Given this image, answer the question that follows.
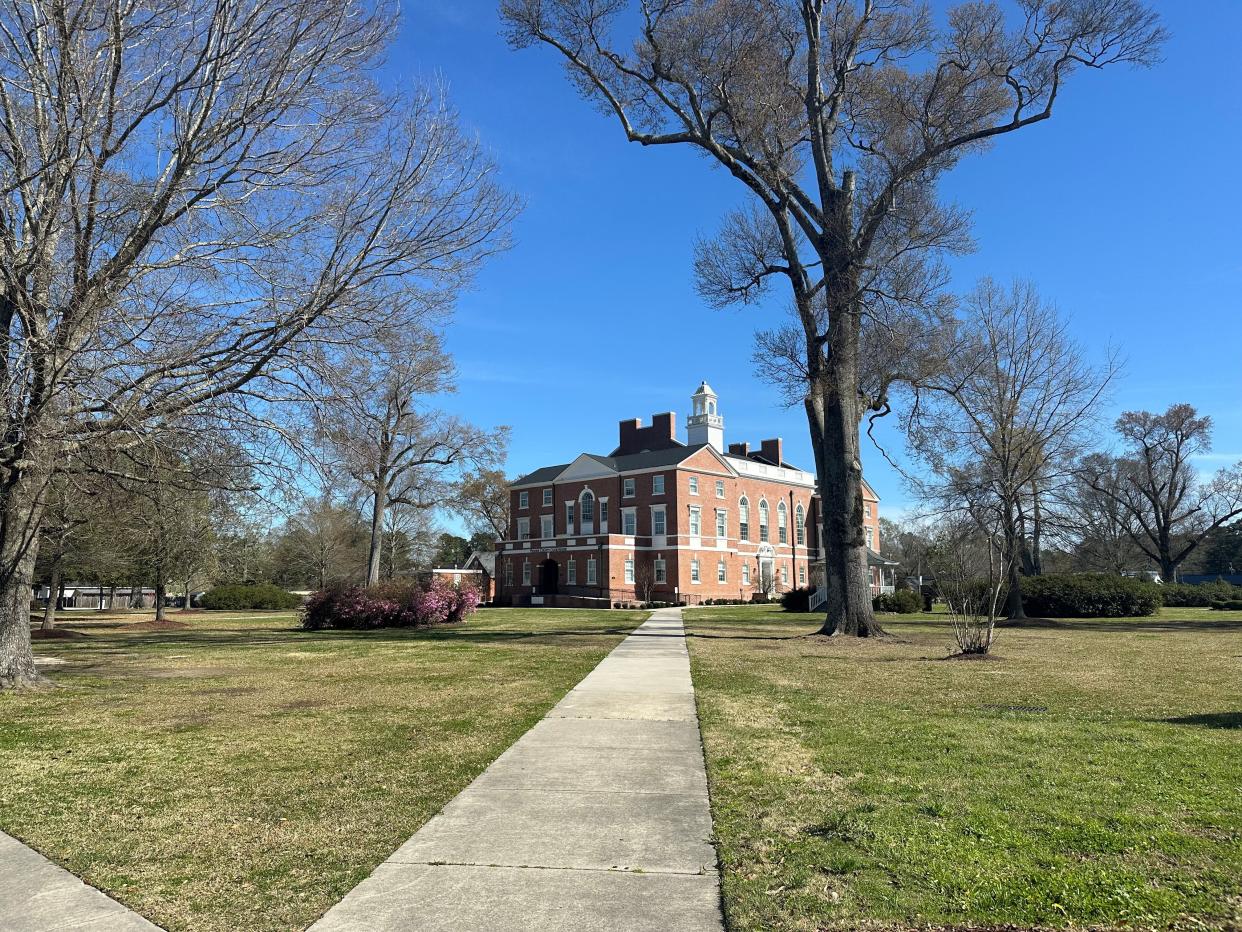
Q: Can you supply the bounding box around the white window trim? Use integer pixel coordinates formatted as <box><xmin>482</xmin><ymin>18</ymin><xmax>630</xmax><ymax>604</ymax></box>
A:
<box><xmin>717</xmin><ymin>559</ymin><xmax>727</xmax><ymax>583</ymax></box>
<box><xmin>654</xmin><ymin>557</ymin><xmax>666</xmax><ymax>583</ymax></box>
<box><xmin>565</xmin><ymin>501</ymin><xmax>575</xmax><ymax>536</ymax></box>
<box><xmin>623</xmin><ymin>478</ymin><xmax>636</xmax><ymax>498</ymax></box>
<box><xmin>652</xmin><ymin>474</ymin><xmax>665</xmax><ymax>496</ymax></box>
<box><xmin>598</xmin><ymin>497</ymin><xmax>609</xmax><ymax>534</ymax></box>
<box><xmin>543</xmin><ymin>488</ymin><xmax>553</xmax><ymax>507</ymax></box>
<box><xmin>540</xmin><ymin>515</ymin><xmax>554</xmax><ymax>539</ymax></box>
<box><xmin>715</xmin><ymin>480</ymin><xmax>725</xmax><ymax>498</ymax></box>
<box><xmin>567</xmin><ymin>559</ymin><xmax>577</xmax><ymax>585</ymax></box>
<box><xmin>690</xmin><ymin>559</ymin><xmax>700</xmax><ymax>583</ymax></box>
<box><xmin>518</xmin><ymin>491</ymin><xmax>529</xmax><ymax>510</ymax></box>
<box><xmin>715</xmin><ymin>508</ymin><xmax>727</xmax><ymax>539</ymax></box>
<box><xmin>688</xmin><ymin>505</ymin><xmax>701</xmax><ymax>538</ymax></box>
<box><xmin>688</xmin><ymin>476</ymin><xmax>699</xmax><ymax>495</ymax></box>
<box><xmin>522</xmin><ymin>561</ymin><xmax>531</xmax><ymax>585</ymax></box>
<box><xmin>517</xmin><ymin>517</ymin><xmax>530</xmax><ymax>540</ymax></box>
<box><xmin>587</xmin><ymin>557</ymin><xmax>598</xmax><ymax>585</ymax></box>
<box><xmin>621</xmin><ymin>507</ymin><xmax>637</xmax><ymax>537</ymax></box>
<box><xmin>651</xmin><ymin>504</ymin><xmax>667</xmax><ymax>537</ymax></box>
<box><xmin>624</xmin><ymin>558</ymin><xmax>635</xmax><ymax>584</ymax></box>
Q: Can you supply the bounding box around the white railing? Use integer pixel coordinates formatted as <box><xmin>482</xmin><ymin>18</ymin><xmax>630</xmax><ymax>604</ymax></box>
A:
<box><xmin>809</xmin><ymin>587</ymin><xmax>827</xmax><ymax>612</ymax></box>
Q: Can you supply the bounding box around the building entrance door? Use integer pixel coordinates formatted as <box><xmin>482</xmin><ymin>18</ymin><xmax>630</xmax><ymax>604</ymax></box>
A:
<box><xmin>539</xmin><ymin>559</ymin><xmax>559</xmax><ymax>595</ymax></box>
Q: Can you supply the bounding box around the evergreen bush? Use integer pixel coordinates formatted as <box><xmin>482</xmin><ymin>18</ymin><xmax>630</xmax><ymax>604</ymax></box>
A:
<box><xmin>1019</xmin><ymin>574</ymin><xmax>1160</xmax><ymax>618</ymax></box>
<box><xmin>201</xmin><ymin>583</ymin><xmax>302</xmax><ymax>611</ymax></box>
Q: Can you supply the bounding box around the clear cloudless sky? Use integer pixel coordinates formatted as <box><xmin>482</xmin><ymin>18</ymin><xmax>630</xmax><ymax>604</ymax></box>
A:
<box><xmin>383</xmin><ymin>1</ymin><xmax>1241</xmax><ymax>521</ymax></box>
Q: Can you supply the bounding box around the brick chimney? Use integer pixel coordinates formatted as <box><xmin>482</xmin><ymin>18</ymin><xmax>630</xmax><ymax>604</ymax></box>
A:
<box><xmin>760</xmin><ymin>438</ymin><xmax>784</xmax><ymax>466</ymax></box>
<box><xmin>616</xmin><ymin>412</ymin><xmax>678</xmax><ymax>455</ymax></box>
<box><xmin>727</xmin><ymin>441</ymin><xmax>750</xmax><ymax>457</ymax></box>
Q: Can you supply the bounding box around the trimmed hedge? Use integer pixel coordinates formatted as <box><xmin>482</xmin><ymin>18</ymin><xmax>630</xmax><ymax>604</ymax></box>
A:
<box><xmin>302</xmin><ymin>578</ymin><xmax>480</xmax><ymax>630</ymax></box>
<box><xmin>873</xmin><ymin>589</ymin><xmax>922</xmax><ymax>614</ymax></box>
<box><xmin>201</xmin><ymin>583</ymin><xmax>302</xmax><ymax>611</ymax></box>
<box><xmin>780</xmin><ymin>587</ymin><xmax>814</xmax><ymax>612</ymax></box>
<box><xmin>1209</xmin><ymin>599</ymin><xmax>1242</xmax><ymax>611</ymax></box>
<box><xmin>1019</xmin><ymin>574</ymin><xmax>1160</xmax><ymax>618</ymax></box>
<box><xmin>1160</xmin><ymin>580</ymin><xmax>1242</xmax><ymax>607</ymax></box>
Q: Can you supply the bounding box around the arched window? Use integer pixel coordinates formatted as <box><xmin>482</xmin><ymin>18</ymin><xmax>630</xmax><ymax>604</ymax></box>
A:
<box><xmin>795</xmin><ymin>503</ymin><xmax>805</xmax><ymax>545</ymax></box>
<box><xmin>579</xmin><ymin>489</ymin><xmax>595</xmax><ymax>533</ymax></box>
<box><xmin>758</xmin><ymin>499</ymin><xmax>769</xmax><ymax>542</ymax></box>
<box><xmin>777</xmin><ymin>501</ymin><xmax>788</xmax><ymax>544</ymax></box>
<box><xmin>739</xmin><ymin>496</ymin><xmax>750</xmax><ymax>541</ymax></box>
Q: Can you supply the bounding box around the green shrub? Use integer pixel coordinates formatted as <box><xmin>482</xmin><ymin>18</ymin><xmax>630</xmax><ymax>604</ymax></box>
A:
<box><xmin>1019</xmin><ymin>574</ymin><xmax>1160</xmax><ymax>618</ymax></box>
<box><xmin>201</xmin><ymin>583</ymin><xmax>301</xmax><ymax>611</ymax></box>
<box><xmin>872</xmin><ymin>589</ymin><xmax>922</xmax><ymax>614</ymax></box>
<box><xmin>780</xmin><ymin>587</ymin><xmax>815</xmax><ymax>612</ymax></box>
<box><xmin>1209</xmin><ymin>599</ymin><xmax>1242</xmax><ymax>611</ymax></box>
<box><xmin>1160</xmin><ymin>580</ymin><xmax>1242</xmax><ymax>607</ymax></box>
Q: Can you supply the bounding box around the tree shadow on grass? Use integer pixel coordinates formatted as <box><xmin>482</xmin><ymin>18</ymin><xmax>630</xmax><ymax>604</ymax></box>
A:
<box><xmin>1161</xmin><ymin>712</ymin><xmax>1242</xmax><ymax>729</ymax></box>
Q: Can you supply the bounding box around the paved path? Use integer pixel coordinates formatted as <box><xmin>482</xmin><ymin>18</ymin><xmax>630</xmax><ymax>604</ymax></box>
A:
<box><xmin>310</xmin><ymin>607</ymin><xmax>723</xmax><ymax>931</ymax></box>
<box><xmin>0</xmin><ymin>830</ymin><xmax>161</xmax><ymax>930</ymax></box>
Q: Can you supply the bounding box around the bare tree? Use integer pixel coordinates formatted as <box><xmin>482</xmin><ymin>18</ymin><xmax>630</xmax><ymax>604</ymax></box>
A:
<box><xmin>928</xmin><ymin>518</ymin><xmax>1008</xmax><ymax>655</ymax></box>
<box><xmin>455</xmin><ymin>468</ymin><xmax>512</xmax><ymax>544</ymax></box>
<box><xmin>270</xmin><ymin>495</ymin><xmax>369</xmax><ymax>591</ymax></box>
<box><xmin>501</xmin><ymin>0</ymin><xmax>1164</xmax><ymax>637</ymax></box>
<box><xmin>0</xmin><ymin>0</ymin><xmax>519</xmax><ymax>685</ymax></box>
<box><xmin>1061</xmin><ymin>455</ymin><xmax>1146</xmax><ymax>574</ymax></box>
<box><xmin>907</xmin><ymin>279</ymin><xmax>1117</xmax><ymax>618</ymax></box>
<box><xmin>1083</xmin><ymin>405</ymin><xmax>1242</xmax><ymax>582</ymax></box>
<box><xmin>312</xmin><ymin>333</ymin><xmax>507</xmax><ymax>587</ymax></box>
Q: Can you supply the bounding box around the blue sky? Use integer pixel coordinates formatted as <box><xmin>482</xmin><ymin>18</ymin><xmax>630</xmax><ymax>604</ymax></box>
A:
<box><xmin>389</xmin><ymin>1</ymin><xmax>1242</xmax><ymax>520</ymax></box>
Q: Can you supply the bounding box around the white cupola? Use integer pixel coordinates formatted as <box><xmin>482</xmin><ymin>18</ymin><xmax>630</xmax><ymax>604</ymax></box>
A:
<box><xmin>686</xmin><ymin>381</ymin><xmax>724</xmax><ymax>451</ymax></box>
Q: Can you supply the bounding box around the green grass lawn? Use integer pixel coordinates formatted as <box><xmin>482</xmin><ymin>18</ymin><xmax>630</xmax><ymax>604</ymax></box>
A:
<box><xmin>684</xmin><ymin>605</ymin><xmax>1242</xmax><ymax>932</ymax></box>
<box><xmin>0</xmin><ymin>608</ymin><xmax>645</xmax><ymax>932</ymax></box>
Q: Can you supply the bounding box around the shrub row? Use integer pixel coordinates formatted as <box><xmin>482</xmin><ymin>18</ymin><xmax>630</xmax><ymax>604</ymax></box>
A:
<box><xmin>201</xmin><ymin>583</ymin><xmax>302</xmax><ymax>611</ymax></box>
<box><xmin>1159</xmin><ymin>580</ymin><xmax>1242</xmax><ymax>607</ymax></box>
<box><xmin>302</xmin><ymin>578</ymin><xmax>480</xmax><ymax>630</ymax></box>
<box><xmin>873</xmin><ymin>589</ymin><xmax>923</xmax><ymax>614</ymax></box>
<box><xmin>1209</xmin><ymin>599</ymin><xmax>1242</xmax><ymax>611</ymax></box>
<box><xmin>1019</xmin><ymin>574</ymin><xmax>1160</xmax><ymax>618</ymax></box>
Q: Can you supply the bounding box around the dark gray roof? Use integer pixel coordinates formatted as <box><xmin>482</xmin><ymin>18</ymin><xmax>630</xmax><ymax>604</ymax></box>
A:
<box><xmin>465</xmin><ymin>551</ymin><xmax>496</xmax><ymax>575</ymax></box>
<box><xmin>514</xmin><ymin>463</ymin><xmax>571</xmax><ymax>486</ymax></box>
<box><xmin>586</xmin><ymin>444</ymin><xmax>705</xmax><ymax>472</ymax></box>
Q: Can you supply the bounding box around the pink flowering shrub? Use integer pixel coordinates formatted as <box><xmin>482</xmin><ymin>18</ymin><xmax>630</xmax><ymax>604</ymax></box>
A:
<box><xmin>302</xmin><ymin>579</ymin><xmax>482</xmax><ymax>630</ymax></box>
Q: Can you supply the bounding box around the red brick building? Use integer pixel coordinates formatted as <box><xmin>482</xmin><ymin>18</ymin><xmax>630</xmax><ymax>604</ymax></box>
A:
<box><xmin>495</xmin><ymin>384</ymin><xmax>892</xmax><ymax>607</ymax></box>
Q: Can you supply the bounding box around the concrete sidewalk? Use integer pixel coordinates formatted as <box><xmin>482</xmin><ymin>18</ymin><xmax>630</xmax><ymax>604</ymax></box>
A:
<box><xmin>310</xmin><ymin>607</ymin><xmax>723</xmax><ymax>931</ymax></box>
<box><xmin>0</xmin><ymin>831</ymin><xmax>161</xmax><ymax>930</ymax></box>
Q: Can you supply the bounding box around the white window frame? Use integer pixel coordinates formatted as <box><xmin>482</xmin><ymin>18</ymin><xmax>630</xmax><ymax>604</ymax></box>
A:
<box><xmin>587</xmin><ymin>557</ymin><xmax>598</xmax><ymax>585</ymax></box>
<box><xmin>652</xmin><ymin>505</ymin><xmax>667</xmax><ymax>536</ymax></box>
<box><xmin>742</xmin><ymin>563</ymin><xmax>750</xmax><ymax>585</ymax></box>
<box><xmin>739</xmin><ymin>496</ymin><xmax>750</xmax><ymax>541</ymax></box>
<box><xmin>599</xmin><ymin>498</ymin><xmax>609</xmax><ymax>533</ymax></box>
<box><xmin>522</xmin><ymin>562</ymin><xmax>531</xmax><ymax>585</ymax></box>
<box><xmin>796</xmin><ymin>503</ymin><xmax>806</xmax><ymax>545</ymax></box>
<box><xmin>579</xmin><ymin>490</ymin><xmax>596</xmax><ymax>534</ymax></box>
<box><xmin>543</xmin><ymin>488</ymin><xmax>553</xmax><ymax>507</ymax></box>
<box><xmin>688</xmin><ymin>505</ymin><xmax>701</xmax><ymax>537</ymax></box>
<box><xmin>690</xmin><ymin>559</ymin><xmax>700</xmax><ymax>583</ymax></box>
<box><xmin>519</xmin><ymin>490</ymin><xmax>529</xmax><ymax>510</ymax></box>
<box><xmin>717</xmin><ymin>559</ymin><xmax>726</xmax><ymax>583</ymax></box>
<box><xmin>654</xmin><ymin>558</ymin><xmax>666</xmax><ymax>583</ymax></box>
<box><xmin>565</xmin><ymin>501</ymin><xmax>575</xmax><ymax>535</ymax></box>
<box><xmin>866</xmin><ymin>526</ymin><xmax>874</xmax><ymax>549</ymax></box>
<box><xmin>540</xmin><ymin>515</ymin><xmax>554</xmax><ymax>539</ymax></box>
<box><xmin>622</xmin><ymin>507</ymin><xmax>637</xmax><ymax>536</ymax></box>
<box><xmin>799</xmin><ymin>564</ymin><xmax>806</xmax><ymax>584</ymax></box>
<box><xmin>865</xmin><ymin>502</ymin><xmax>873</xmax><ymax>519</ymax></box>
<box><xmin>623</xmin><ymin>477</ymin><xmax>636</xmax><ymax>498</ymax></box>
<box><xmin>517</xmin><ymin>517</ymin><xmax>530</xmax><ymax>540</ymax></box>
<box><xmin>759</xmin><ymin>500</ymin><xmax>769</xmax><ymax>543</ymax></box>
<box><xmin>652</xmin><ymin>474</ymin><xmax>665</xmax><ymax>495</ymax></box>
<box><xmin>778</xmin><ymin>501</ymin><xmax>788</xmax><ymax>544</ymax></box>
<box><xmin>715</xmin><ymin>509</ymin><xmax>726</xmax><ymax>539</ymax></box>
<box><xmin>505</xmin><ymin>562</ymin><xmax>513</xmax><ymax>585</ymax></box>
<box><xmin>567</xmin><ymin>559</ymin><xmax>577</xmax><ymax>585</ymax></box>
<box><xmin>624</xmin><ymin>558</ymin><xmax>635</xmax><ymax>584</ymax></box>
<box><xmin>715</xmin><ymin>480</ymin><xmax>725</xmax><ymax>498</ymax></box>
<box><xmin>781</xmin><ymin>563</ymin><xmax>789</xmax><ymax>585</ymax></box>
<box><xmin>688</xmin><ymin>476</ymin><xmax>699</xmax><ymax>495</ymax></box>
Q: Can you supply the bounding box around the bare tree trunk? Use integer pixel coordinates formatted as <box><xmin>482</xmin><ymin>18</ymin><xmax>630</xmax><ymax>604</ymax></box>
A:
<box><xmin>41</xmin><ymin>557</ymin><xmax>63</xmax><ymax>631</ymax></box>
<box><xmin>154</xmin><ymin>565</ymin><xmax>167</xmax><ymax>622</ymax></box>
<box><xmin>0</xmin><ymin>475</ymin><xmax>48</xmax><ymax>687</ymax></box>
<box><xmin>1003</xmin><ymin>507</ymin><xmax>1027</xmax><ymax>619</ymax></box>
<box><xmin>366</xmin><ymin>478</ymin><xmax>388</xmax><ymax>588</ymax></box>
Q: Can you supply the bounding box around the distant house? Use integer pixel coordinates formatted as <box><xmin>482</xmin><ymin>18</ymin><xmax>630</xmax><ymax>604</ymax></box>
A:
<box><xmin>34</xmin><ymin>584</ymin><xmax>157</xmax><ymax>610</ymax></box>
<box><xmin>429</xmin><ymin>550</ymin><xmax>496</xmax><ymax>603</ymax></box>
